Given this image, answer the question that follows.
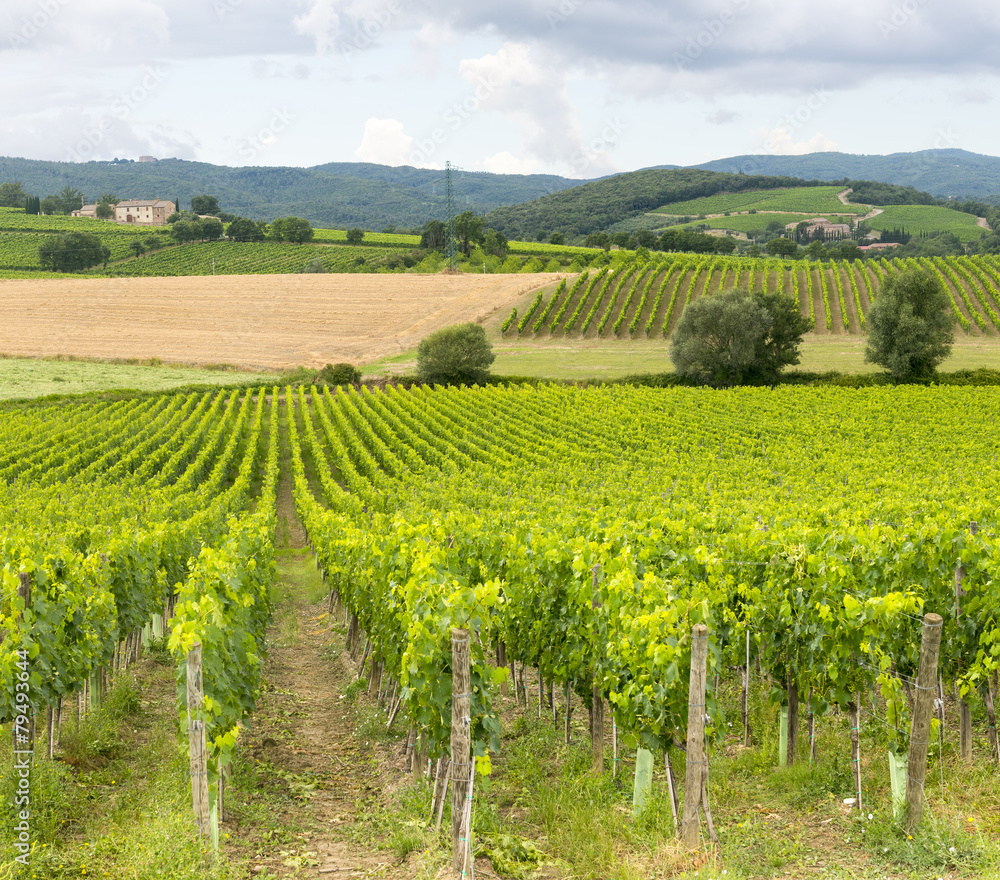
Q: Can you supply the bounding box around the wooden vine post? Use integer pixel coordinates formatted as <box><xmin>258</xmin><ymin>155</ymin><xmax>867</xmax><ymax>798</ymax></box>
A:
<box><xmin>187</xmin><ymin>643</ymin><xmax>211</xmax><ymax>845</ymax></box>
<box><xmin>905</xmin><ymin>613</ymin><xmax>943</xmax><ymax>833</ymax></box>
<box><xmin>564</xmin><ymin>682</ymin><xmax>572</xmax><ymax>744</ymax></box>
<box><xmin>955</xmin><ymin>522</ymin><xmax>977</xmax><ymax>762</ymax></box>
<box><xmin>849</xmin><ymin>698</ymin><xmax>862</xmax><ymax>810</ymax></box>
<box><xmin>786</xmin><ymin>675</ymin><xmax>799</xmax><ymax>766</ymax></box>
<box><xmin>14</xmin><ymin>573</ymin><xmax>34</xmax><ymax>755</ymax></box>
<box><xmin>451</xmin><ymin>628</ymin><xmax>472</xmax><ymax>875</ymax></box>
<box><xmin>985</xmin><ymin>672</ymin><xmax>1000</xmax><ymax>766</ymax></box>
<box><xmin>742</xmin><ymin>630</ymin><xmax>751</xmax><ymax>747</ymax></box>
<box><xmin>591</xmin><ymin>564</ymin><xmax>604</xmax><ymax>774</ymax></box>
<box><xmin>680</xmin><ymin>624</ymin><xmax>708</xmax><ymax>849</ymax></box>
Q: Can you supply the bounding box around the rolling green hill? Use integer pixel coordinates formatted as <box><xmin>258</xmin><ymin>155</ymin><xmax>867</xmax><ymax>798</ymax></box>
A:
<box><xmin>0</xmin><ymin>156</ymin><xmax>588</xmax><ymax>231</ymax></box>
<box><xmin>692</xmin><ymin>149</ymin><xmax>1000</xmax><ymax>201</ymax></box>
<box><xmin>483</xmin><ymin>169</ymin><xmax>830</xmax><ymax>240</ymax></box>
<box><xmin>488</xmin><ymin>171</ymin><xmax>992</xmax><ymax>245</ymax></box>
<box><xmin>863</xmin><ymin>205</ymin><xmax>985</xmax><ymax>243</ymax></box>
<box><xmin>655</xmin><ymin>185</ymin><xmax>869</xmax><ymax>217</ymax></box>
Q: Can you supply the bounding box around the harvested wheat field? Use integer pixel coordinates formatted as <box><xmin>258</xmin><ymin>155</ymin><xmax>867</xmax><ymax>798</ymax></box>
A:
<box><xmin>0</xmin><ymin>273</ymin><xmax>562</xmax><ymax>369</ymax></box>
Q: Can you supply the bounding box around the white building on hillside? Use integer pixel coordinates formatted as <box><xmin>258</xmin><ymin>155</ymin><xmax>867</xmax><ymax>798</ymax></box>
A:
<box><xmin>71</xmin><ymin>199</ymin><xmax>176</xmax><ymax>226</ymax></box>
<box><xmin>114</xmin><ymin>199</ymin><xmax>176</xmax><ymax>226</ymax></box>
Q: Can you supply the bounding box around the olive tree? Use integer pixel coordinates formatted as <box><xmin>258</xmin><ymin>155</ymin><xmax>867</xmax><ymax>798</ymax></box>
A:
<box><xmin>864</xmin><ymin>268</ymin><xmax>954</xmax><ymax>380</ymax></box>
<box><xmin>669</xmin><ymin>286</ymin><xmax>813</xmax><ymax>386</ymax></box>
<box><xmin>417</xmin><ymin>323</ymin><xmax>495</xmax><ymax>385</ymax></box>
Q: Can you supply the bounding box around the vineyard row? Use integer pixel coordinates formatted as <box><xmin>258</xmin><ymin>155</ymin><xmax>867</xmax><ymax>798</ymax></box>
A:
<box><xmin>503</xmin><ymin>253</ymin><xmax>1000</xmax><ymax>338</ymax></box>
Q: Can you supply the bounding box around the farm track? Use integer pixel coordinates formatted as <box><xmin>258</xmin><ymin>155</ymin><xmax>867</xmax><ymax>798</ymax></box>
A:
<box><xmin>808</xmin><ymin>267</ymin><xmax>829</xmax><ymax>335</ymax></box>
<box><xmin>236</xmin><ymin>427</ymin><xmax>420</xmax><ymax>878</ymax></box>
<box><xmin>247</xmin><ymin>569</ymin><xmax>397</xmax><ymax>878</ymax></box>
<box><xmin>837</xmin><ymin>264</ymin><xmax>862</xmax><ymax>335</ymax></box>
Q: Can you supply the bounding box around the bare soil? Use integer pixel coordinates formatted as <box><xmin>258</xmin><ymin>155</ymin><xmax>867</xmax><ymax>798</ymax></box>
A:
<box><xmin>226</xmin><ymin>424</ymin><xmax>436</xmax><ymax>878</ymax></box>
<box><xmin>0</xmin><ymin>274</ymin><xmax>563</xmax><ymax>370</ymax></box>
<box><xmin>241</xmin><ymin>590</ymin><xmax>401</xmax><ymax>878</ymax></box>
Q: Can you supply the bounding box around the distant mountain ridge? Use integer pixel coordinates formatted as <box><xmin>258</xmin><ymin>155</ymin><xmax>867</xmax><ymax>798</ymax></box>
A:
<box><xmin>689</xmin><ymin>149</ymin><xmax>1000</xmax><ymax>201</ymax></box>
<box><xmin>0</xmin><ymin>156</ymin><xmax>589</xmax><ymax>230</ymax></box>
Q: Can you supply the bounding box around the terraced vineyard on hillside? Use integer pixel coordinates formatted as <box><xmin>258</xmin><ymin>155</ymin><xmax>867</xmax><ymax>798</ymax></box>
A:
<box><xmin>503</xmin><ymin>253</ymin><xmax>1000</xmax><ymax>338</ymax></box>
<box><xmin>865</xmin><ymin>205</ymin><xmax>987</xmax><ymax>243</ymax></box>
<box><xmin>654</xmin><ymin>185</ymin><xmax>870</xmax><ymax>216</ymax></box>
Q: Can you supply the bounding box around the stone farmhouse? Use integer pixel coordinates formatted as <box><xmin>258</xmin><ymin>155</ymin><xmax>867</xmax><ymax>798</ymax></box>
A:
<box><xmin>71</xmin><ymin>199</ymin><xmax>176</xmax><ymax>226</ymax></box>
<box><xmin>784</xmin><ymin>217</ymin><xmax>854</xmax><ymax>241</ymax></box>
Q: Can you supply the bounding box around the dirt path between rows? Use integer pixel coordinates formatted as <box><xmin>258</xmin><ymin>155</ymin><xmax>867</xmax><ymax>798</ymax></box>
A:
<box><xmin>229</xmin><ymin>412</ymin><xmax>430</xmax><ymax>879</ymax></box>
<box><xmin>243</xmin><ymin>570</ymin><xmax>397</xmax><ymax>878</ymax></box>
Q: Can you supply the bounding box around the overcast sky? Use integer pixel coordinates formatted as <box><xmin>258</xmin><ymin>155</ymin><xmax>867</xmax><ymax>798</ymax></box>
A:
<box><xmin>2</xmin><ymin>0</ymin><xmax>998</xmax><ymax>178</ymax></box>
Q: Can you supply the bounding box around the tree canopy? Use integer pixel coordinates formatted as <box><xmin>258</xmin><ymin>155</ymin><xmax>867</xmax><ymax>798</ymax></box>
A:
<box><xmin>0</xmin><ymin>181</ymin><xmax>27</xmax><ymax>208</ymax></box>
<box><xmin>416</xmin><ymin>323</ymin><xmax>495</xmax><ymax>385</ymax></box>
<box><xmin>765</xmin><ymin>237</ymin><xmax>798</xmax><ymax>257</ymax></box>
<box><xmin>38</xmin><ymin>232</ymin><xmax>110</xmax><ymax>272</ymax></box>
<box><xmin>190</xmin><ymin>194</ymin><xmax>221</xmax><ymax>215</ymax></box>
<box><xmin>420</xmin><ymin>219</ymin><xmax>446</xmax><ymax>251</ymax></box>
<box><xmin>226</xmin><ymin>217</ymin><xmax>266</xmax><ymax>242</ymax></box>
<box><xmin>56</xmin><ymin>186</ymin><xmax>84</xmax><ymax>214</ymax></box>
<box><xmin>270</xmin><ymin>216</ymin><xmax>314</xmax><ymax>244</ymax></box>
<box><xmin>483</xmin><ymin>228</ymin><xmax>508</xmax><ymax>258</ymax></box>
<box><xmin>454</xmin><ymin>211</ymin><xmax>484</xmax><ymax>256</ymax></box>
<box><xmin>864</xmin><ymin>268</ymin><xmax>955</xmax><ymax>380</ymax></box>
<box><xmin>669</xmin><ymin>286</ymin><xmax>813</xmax><ymax>386</ymax></box>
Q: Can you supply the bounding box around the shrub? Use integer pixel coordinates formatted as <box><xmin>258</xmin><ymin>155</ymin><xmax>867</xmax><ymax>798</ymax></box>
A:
<box><xmin>416</xmin><ymin>323</ymin><xmax>495</xmax><ymax>385</ymax></box>
<box><xmin>299</xmin><ymin>258</ymin><xmax>327</xmax><ymax>273</ymax></box>
<box><xmin>320</xmin><ymin>363</ymin><xmax>361</xmax><ymax>385</ymax></box>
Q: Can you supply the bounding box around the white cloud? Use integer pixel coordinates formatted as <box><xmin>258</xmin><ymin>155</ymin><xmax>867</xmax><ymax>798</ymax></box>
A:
<box><xmin>250</xmin><ymin>58</ymin><xmax>313</xmax><ymax>79</ymax></box>
<box><xmin>293</xmin><ymin>0</ymin><xmax>340</xmax><ymax>54</ymax></box>
<box><xmin>458</xmin><ymin>42</ymin><xmax>595</xmax><ymax>173</ymax></box>
<box><xmin>407</xmin><ymin>22</ymin><xmax>455</xmax><ymax>76</ymax></box>
<box><xmin>354</xmin><ymin>117</ymin><xmax>413</xmax><ymax>165</ymax></box>
<box><xmin>758</xmin><ymin>128</ymin><xmax>839</xmax><ymax>156</ymax></box>
<box><xmin>2</xmin><ymin>0</ymin><xmax>169</xmax><ymax>60</ymax></box>
<box><xmin>3</xmin><ymin>0</ymin><xmax>1000</xmax><ymax>172</ymax></box>
<box><xmin>706</xmin><ymin>109</ymin><xmax>741</xmax><ymax>125</ymax></box>
<box><xmin>953</xmin><ymin>88</ymin><xmax>992</xmax><ymax>104</ymax></box>
<box><xmin>480</xmin><ymin>151</ymin><xmax>542</xmax><ymax>175</ymax></box>
<box><xmin>0</xmin><ymin>106</ymin><xmax>196</xmax><ymax>164</ymax></box>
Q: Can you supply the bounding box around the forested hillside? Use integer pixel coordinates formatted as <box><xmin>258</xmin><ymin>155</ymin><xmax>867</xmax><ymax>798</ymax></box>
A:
<box><xmin>483</xmin><ymin>169</ymin><xmax>828</xmax><ymax>240</ymax></box>
<box><xmin>0</xmin><ymin>157</ymin><xmax>586</xmax><ymax>230</ymax></box>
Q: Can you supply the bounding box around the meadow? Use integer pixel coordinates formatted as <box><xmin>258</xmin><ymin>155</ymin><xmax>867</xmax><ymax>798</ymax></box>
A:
<box><xmin>0</xmin><ymin>356</ymin><xmax>275</xmax><ymax>400</ymax></box>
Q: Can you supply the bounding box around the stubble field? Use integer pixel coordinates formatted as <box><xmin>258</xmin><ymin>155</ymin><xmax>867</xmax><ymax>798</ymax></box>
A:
<box><xmin>0</xmin><ymin>273</ymin><xmax>563</xmax><ymax>370</ymax></box>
